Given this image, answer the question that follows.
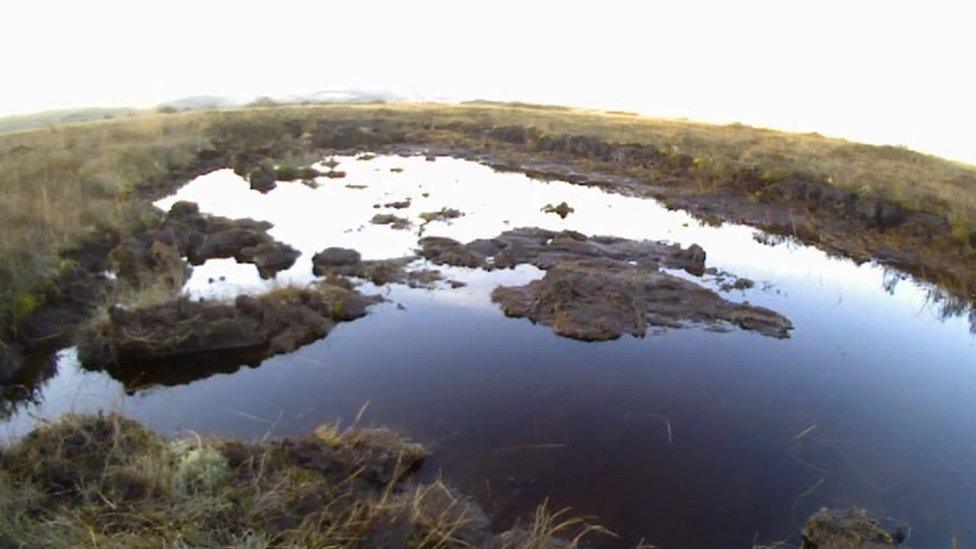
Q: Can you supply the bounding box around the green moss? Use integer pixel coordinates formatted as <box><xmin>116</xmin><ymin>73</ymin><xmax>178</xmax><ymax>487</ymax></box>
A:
<box><xmin>10</xmin><ymin>292</ymin><xmax>40</xmax><ymax>324</ymax></box>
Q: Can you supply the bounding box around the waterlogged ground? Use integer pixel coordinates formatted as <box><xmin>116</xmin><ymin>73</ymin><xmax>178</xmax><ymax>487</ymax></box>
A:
<box><xmin>5</xmin><ymin>155</ymin><xmax>976</xmax><ymax>547</ymax></box>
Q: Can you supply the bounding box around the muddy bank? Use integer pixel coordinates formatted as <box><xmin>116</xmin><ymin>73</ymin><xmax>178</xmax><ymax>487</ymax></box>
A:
<box><xmin>14</xmin><ymin>198</ymin><xmax>303</xmax><ymax>373</ymax></box>
<box><xmin>419</xmin><ymin>228</ymin><xmax>789</xmax><ymax>341</ymax></box>
<box><xmin>420</xmin><ymin>207</ymin><xmax>464</xmax><ymax>224</ymax></box>
<box><xmin>493</xmin><ymin>258</ymin><xmax>791</xmax><ymax>341</ymax></box>
<box><xmin>239</xmin><ymin>162</ymin><xmax>325</xmax><ymax>193</ymax></box>
<box><xmin>77</xmin><ymin>279</ymin><xmax>378</xmax><ymax>369</ymax></box>
<box><xmin>371</xmin><ymin>213</ymin><xmax>412</xmax><ymax>230</ymax></box>
<box><xmin>11</xmin><ymin>230</ymin><xmax>132</xmax><ymax>353</ymax></box>
<box><xmin>0</xmin><ymin>413</ymin><xmax>588</xmax><ymax>547</ymax></box>
<box><xmin>311</xmin><ymin>247</ymin><xmax>445</xmax><ymax>288</ymax></box>
<box><xmin>420</xmin><ymin>227</ymin><xmax>707</xmax><ymax>274</ymax></box>
<box><xmin>3</xmin><ymin>195</ymin><xmax>299</xmax><ymax>387</ymax></box>
<box><xmin>149</xmin><ymin>115</ymin><xmax>976</xmax><ymax>308</ymax></box>
<box><xmin>309</xmin><ymin>118</ymin><xmax>971</xmax><ymax>304</ymax></box>
<box><xmin>382</xmin><ymin>198</ymin><xmax>412</xmax><ymax>209</ymax></box>
<box><xmin>0</xmin><ymin>344</ymin><xmax>23</xmax><ymax>385</ymax></box>
<box><xmin>433</xmin><ymin>133</ymin><xmax>976</xmax><ymax>302</ymax></box>
<box><xmin>163</xmin><ymin>201</ymin><xmax>299</xmax><ymax>278</ymax></box>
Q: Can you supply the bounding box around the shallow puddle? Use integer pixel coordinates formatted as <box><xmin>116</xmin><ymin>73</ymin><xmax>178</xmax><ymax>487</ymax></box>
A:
<box><xmin>4</xmin><ymin>155</ymin><xmax>976</xmax><ymax>547</ymax></box>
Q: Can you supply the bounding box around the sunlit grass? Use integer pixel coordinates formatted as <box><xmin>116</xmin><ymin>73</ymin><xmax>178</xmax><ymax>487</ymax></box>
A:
<box><xmin>0</xmin><ymin>114</ymin><xmax>209</xmax><ymax>332</ymax></box>
<box><xmin>2</xmin><ymin>102</ymin><xmax>974</xmax><ymax>339</ymax></box>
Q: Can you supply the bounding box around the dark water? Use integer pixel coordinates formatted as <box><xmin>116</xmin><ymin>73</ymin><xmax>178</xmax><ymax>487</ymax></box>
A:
<box><xmin>4</xmin><ymin>156</ymin><xmax>976</xmax><ymax>547</ymax></box>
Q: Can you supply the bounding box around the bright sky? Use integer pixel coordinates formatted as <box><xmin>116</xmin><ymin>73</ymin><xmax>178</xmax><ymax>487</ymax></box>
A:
<box><xmin>3</xmin><ymin>1</ymin><xmax>974</xmax><ymax>164</ymax></box>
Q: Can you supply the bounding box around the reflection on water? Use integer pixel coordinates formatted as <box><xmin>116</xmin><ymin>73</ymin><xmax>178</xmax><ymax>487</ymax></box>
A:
<box><xmin>4</xmin><ymin>155</ymin><xmax>976</xmax><ymax>547</ymax></box>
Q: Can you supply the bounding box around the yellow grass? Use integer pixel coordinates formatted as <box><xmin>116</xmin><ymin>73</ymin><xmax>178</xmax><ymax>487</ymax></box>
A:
<box><xmin>2</xmin><ymin>102</ymin><xmax>974</xmax><ymax>334</ymax></box>
<box><xmin>0</xmin><ymin>413</ymin><xmax>605</xmax><ymax>547</ymax></box>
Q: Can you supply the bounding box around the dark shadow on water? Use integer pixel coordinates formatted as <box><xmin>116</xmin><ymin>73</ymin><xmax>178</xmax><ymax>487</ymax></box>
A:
<box><xmin>87</xmin><ymin>350</ymin><xmax>269</xmax><ymax>394</ymax></box>
<box><xmin>0</xmin><ymin>350</ymin><xmax>57</xmax><ymax>419</ymax></box>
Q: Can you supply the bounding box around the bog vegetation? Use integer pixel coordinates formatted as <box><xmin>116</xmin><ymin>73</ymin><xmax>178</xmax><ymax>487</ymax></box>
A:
<box><xmin>0</xmin><ymin>413</ymin><xmax>601</xmax><ymax>547</ymax></box>
<box><xmin>1</xmin><ymin>101</ymin><xmax>974</xmax><ymax>342</ymax></box>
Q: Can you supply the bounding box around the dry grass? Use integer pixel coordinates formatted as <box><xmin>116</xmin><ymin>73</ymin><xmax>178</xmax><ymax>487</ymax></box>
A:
<box><xmin>2</xmin><ymin>102</ymin><xmax>974</xmax><ymax>338</ymax></box>
<box><xmin>202</xmin><ymin>101</ymin><xmax>976</xmax><ymax>235</ymax></box>
<box><xmin>0</xmin><ymin>113</ymin><xmax>209</xmax><ymax>332</ymax></box>
<box><xmin>0</xmin><ymin>413</ymin><xmax>603</xmax><ymax>548</ymax></box>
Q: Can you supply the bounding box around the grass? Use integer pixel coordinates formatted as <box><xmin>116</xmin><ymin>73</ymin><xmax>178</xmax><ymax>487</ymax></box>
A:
<box><xmin>0</xmin><ymin>413</ymin><xmax>599</xmax><ymax>547</ymax></box>
<box><xmin>202</xmin><ymin>101</ymin><xmax>976</xmax><ymax>226</ymax></box>
<box><xmin>2</xmin><ymin>101</ymin><xmax>975</xmax><ymax>341</ymax></box>
<box><xmin>0</xmin><ymin>113</ymin><xmax>210</xmax><ymax>334</ymax></box>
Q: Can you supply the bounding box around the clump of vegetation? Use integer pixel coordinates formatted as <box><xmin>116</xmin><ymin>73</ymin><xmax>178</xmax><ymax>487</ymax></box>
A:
<box><xmin>542</xmin><ymin>202</ymin><xmax>575</xmax><ymax>219</ymax></box>
<box><xmin>246</xmin><ymin>160</ymin><xmax>277</xmax><ymax>192</ymax></box>
<box><xmin>78</xmin><ymin>281</ymin><xmax>376</xmax><ymax>369</ymax></box>
<box><xmin>0</xmin><ymin>413</ymin><xmax>601</xmax><ymax>547</ymax></box>
<box><xmin>420</xmin><ymin>207</ymin><xmax>464</xmax><ymax>223</ymax></box>
<box><xmin>275</xmin><ymin>164</ymin><xmax>322</xmax><ymax>182</ymax></box>
<box><xmin>801</xmin><ymin>507</ymin><xmax>908</xmax><ymax>547</ymax></box>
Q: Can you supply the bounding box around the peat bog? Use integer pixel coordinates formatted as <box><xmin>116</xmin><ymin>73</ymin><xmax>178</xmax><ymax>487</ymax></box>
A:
<box><xmin>3</xmin><ymin>152</ymin><xmax>975</xmax><ymax>546</ymax></box>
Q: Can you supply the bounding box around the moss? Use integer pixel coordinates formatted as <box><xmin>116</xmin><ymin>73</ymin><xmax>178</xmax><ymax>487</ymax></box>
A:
<box><xmin>170</xmin><ymin>441</ymin><xmax>230</xmax><ymax>491</ymax></box>
<box><xmin>10</xmin><ymin>292</ymin><xmax>40</xmax><ymax>325</ymax></box>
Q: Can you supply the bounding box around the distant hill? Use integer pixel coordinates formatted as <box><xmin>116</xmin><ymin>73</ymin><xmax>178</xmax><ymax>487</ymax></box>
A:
<box><xmin>0</xmin><ymin>107</ymin><xmax>139</xmax><ymax>134</ymax></box>
<box><xmin>0</xmin><ymin>90</ymin><xmax>412</xmax><ymax>134</ymax></box>
<box><xmin>280</xmin><ymin>89</ymin><xmax>404</xmax><ymax>104</ymax></box>
<box><xmin>156</xmin><ymin>95</ymin><xmax>236</xmax><ymax>111</ymax></box>
<box><xmin>159</xmin><ymin>90</ymin><xmax>407</xmax><ymax>112</ymax></box>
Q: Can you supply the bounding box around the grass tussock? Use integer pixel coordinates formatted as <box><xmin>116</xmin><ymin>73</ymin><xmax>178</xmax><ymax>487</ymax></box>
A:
<box><xmin>0</xmin><ymin>413</ymin><xmax>602</xmax><ymax>548</ymax></box>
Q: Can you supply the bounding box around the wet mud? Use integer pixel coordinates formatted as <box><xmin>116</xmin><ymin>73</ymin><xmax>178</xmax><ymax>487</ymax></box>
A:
<box><xmin>419</xmin><ymin>227</ymin><xmax>789</xmax><ymax>340</ymax></box>
<box><xmin>312</xmin><ymin>247</ymin><xmax>443</xmax><ymax>288</ymax></box>
<box><xmin>164</xmin><ymin>201</ymin><xmax>299</xmax><ymax>278</ymax></box>
<box><xmin>492</xmin><ymin>258</ymin><xmax>791</xmax><ymax>341</ymax></box>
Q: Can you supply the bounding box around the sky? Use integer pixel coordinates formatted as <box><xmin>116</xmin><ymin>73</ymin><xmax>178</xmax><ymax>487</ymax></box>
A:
<box><xmin>2</xmin><ymin>0</ymin><xmax>974</xmax><ymax>164</ymax></box>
